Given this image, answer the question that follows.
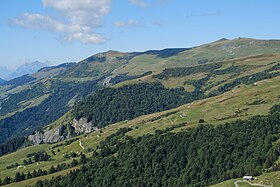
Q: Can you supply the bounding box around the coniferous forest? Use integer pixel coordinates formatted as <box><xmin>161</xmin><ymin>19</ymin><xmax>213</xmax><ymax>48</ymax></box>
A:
<box><xmin>33</xmin><ymin>104</ymin><xmax>280</xmax><ymax>187</ymax></box>
<box><xmin>73</xmin><ymin>83</ymin><xmax>204</xmax><ymax>128</ymax></box>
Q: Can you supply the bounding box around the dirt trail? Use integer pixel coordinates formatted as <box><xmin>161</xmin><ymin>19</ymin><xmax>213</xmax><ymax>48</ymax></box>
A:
<box><xmin>16</xmin><ymin>165</ymin><xmax>26</xmax><ymax>170</ymax></box>
<box><xmin>234</xmin><ymin>180</ymin><xmax>272</xmax><ymax>187</ymax></box>
<box><xmin>79</xmin><ymin>140</ymin><xmax>85</xmax><ymax>150</ymax></box>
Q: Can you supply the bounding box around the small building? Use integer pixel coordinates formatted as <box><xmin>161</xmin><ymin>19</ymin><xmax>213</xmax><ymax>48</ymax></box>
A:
<box><xmin>243</xmin><ymin>176</ymin><xmax>254</xmax><ymax>180</ymax></box>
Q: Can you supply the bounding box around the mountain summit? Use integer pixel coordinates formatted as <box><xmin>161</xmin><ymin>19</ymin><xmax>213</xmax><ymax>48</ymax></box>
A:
<box><xmin>9</xmin><ymin>61</ymin><xmax>49</xmax><ymax>79</ymax></box>
<box><xmin>0</xmin><ymin>78</ymin><xmax>5</xmax><ymax>84</ymax></box>
<box><xmin>2</xmin><ymin>61</ymin><xmax>49</xmax><ymax>80</ymax></box>
<box><xmin>0</xmin><ymin>66</ymin><xmax>12</xmax><ymax>80</ymax></box>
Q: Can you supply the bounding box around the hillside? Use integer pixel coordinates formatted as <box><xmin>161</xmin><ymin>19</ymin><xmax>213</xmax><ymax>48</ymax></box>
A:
<box><xmin>2</xmin><ymin>104</ymin><xmax>276</xmax><ymax>186</ymax></box>
<box><xmin>71</xmin><ymin>53</ymin><xmax>280</xmax><ymax>131</ymax></box>
<box><xmin>0</xmin><ymin>75</ymin><xmax>279</xmax><ymax>186</ymax></box>
<box><xmin>0</xmin><ymin>38</ymin><xmax>279</xmax><ymax>144</ymax></box>
<box><xmin>59</xmin><ymin>38</ymin><xmax>280</xmax><ymax>80</ymax></box>
<box><xmin>0</xmin><ymin>38</ymin><xmax>280</xmax><ymax>186</ymax></box>
<box><xmin>210</xmin><ymin>171</ymin><xmax>280</xmax><ymax>187</ymax></box>
<box><xmin>30</xmin><ymin>106</ymin><xmax>280</xmax><ymax>187</ymax></box>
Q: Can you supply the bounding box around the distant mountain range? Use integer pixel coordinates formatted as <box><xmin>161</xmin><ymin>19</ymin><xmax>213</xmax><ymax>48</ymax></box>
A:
<box><xmin>0</xmin><ymin>61</ymin><xmax>49</xmax><ymax>81</ymax></box>
<box><xmin>0</xmin><ymin>78</ymin><xmax>5</xmax><ymax>84</ymax></box>
<box><xmin>0</xmin><ymin>66</ymin><xmax>13</xmax><ymax>80</ymax></box>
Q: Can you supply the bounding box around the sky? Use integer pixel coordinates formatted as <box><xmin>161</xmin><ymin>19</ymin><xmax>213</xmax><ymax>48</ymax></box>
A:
<box><xmin>1</xmin><ymin>0</ymin><xmax>280</xmax><ymax>69</ymax></box>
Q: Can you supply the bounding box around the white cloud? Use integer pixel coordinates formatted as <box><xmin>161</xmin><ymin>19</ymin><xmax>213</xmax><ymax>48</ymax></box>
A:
<box><xmin>12</xmin><ymin>0</ymin><xmax>152</xmax><ymax>44</ymax></box>
<box><xmin>13</xmin><ymin>13</ymin><xmax>107</xmax><ymax>44</ymax></box>
<box><xmin>14</xmin><ymin>13</ymin><xmax>82</xmax><ymax>33</ymax></box>
<box><xmin>42</xmin><ymin>0</ymin><xmax>112</xmax><ymax>27</ymax></box>
<box><xmin>66</xmin><ymin>32</ymin><xmax>108</xmax><ymax>44</ymax></box>
<box><xmin>113</xmin><ymin>19</ymin><xmax>142</xmax><ymax>28</ymax></box>
<box><xmin>13</xmin><ymin>0</ymin><xmax>112</xmax><ymax>44</ymax></box>
<box><xmin>128</xmin><ymin>0</ymin><xmax>146</xmax><ymax>8</ymax></box>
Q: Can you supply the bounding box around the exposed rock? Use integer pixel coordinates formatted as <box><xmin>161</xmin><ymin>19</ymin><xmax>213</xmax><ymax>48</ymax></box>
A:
<box><xmin>73</xmin><ymin>118</ymin><xmax>98</xmax><ymax>134</ymax></box>
<box><xmin>28</xmin><ymin>118</ymin><xmax>98</xmax><ymax>145</ymax></box>
<box><xmin>28</xmin><ymin>127</ymin><xmax>65</xmax><ymax>145</ymax></box>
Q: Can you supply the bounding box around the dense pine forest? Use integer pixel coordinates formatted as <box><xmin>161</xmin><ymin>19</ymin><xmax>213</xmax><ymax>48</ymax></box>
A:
<box><xmin>72</xmin><ymin>83</ymin><xmax>203</xmax><ymax>128</ymax></box>
<box><xmin>31</xmin><ymin>104</ymin><xmax>280</xmax><ymax>187</ymax></box>
<box><xmin>0</xmin><ymin>137</ymin><xmax>28</xmax><ymax>157</ymax></box>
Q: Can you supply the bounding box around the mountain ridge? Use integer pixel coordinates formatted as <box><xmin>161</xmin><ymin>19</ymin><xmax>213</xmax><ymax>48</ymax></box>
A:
<box><xmin>0</xmin><ymin>38</ymin><xmax>280</xmax><ymax>144</ymax></box>
<box><xmin>0</xmin><ymin>67</ymin><xmax>12</xmax><ymax>80</ymax></box>
<box><xmin>0</xmin><ymin>78</ymin><xmax>5</xmax><ymax>84</ymax></box>
<box><xmin>0</xmin><ymin>61</ymin><xmax>50</xmax><ymax>81</ymax></box>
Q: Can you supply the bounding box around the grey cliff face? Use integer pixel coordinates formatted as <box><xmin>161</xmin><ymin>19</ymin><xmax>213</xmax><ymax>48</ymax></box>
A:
<box><xmin>72</xmin><ymin>118</ymin><xmax>98</xmax><ymax>134</ymax></box>
<box><xmin>28</xmin><ymin>127</ymin><xmax>65</xmax><ymax>145</ymax></box>
<box><xmin>28</xmin><ymin>118</ymin><xmax>98</xmax><ymax>145</ymax></box>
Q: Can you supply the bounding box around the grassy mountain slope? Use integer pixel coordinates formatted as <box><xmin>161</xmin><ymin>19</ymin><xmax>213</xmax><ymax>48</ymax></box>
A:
<box><xmin>0</xmin><ymin>38</ymin><xmax>278</xmax><ymax>143</ymax></box>
<box><xmin>210</xmin><ymin>171</ymin><xmax>280</xmax><ymax>187</ymax></box>
<box><xmin>24</xmin><ymin>104</ymin><xmax>280</xmax><ymax>186</ymax></box>
<box><xmin>112</xmin><ymin>53</ymin><xmax>280</xmax><ymax>90</ymax></box>
<box><xmin>1</xmin><ymin>38</ymin><xmax>280</xmax><ymax>119</ymax></box>
<box><xmin>58</xmin><ymin>38</ymin><xmax>280</xmax><ymax>80</ymax></box>
<box><xmin>73</xmin><ymin>54</ymin><xmax>280</xmax><ymax>129</ymax></box>
<box><xmin>0</xmin><ymin>75</ymin><xmax>279</xmax><ymax>186</ymax></box>
<box><xmin>113</xmin><ymin>38</ymin><xmax>280</xmax><ymax>75</ymax></box>
<box><xmin>0</xmin><ymin>38</ymin><xmax>280</xmax><ymax>186</ymax></box>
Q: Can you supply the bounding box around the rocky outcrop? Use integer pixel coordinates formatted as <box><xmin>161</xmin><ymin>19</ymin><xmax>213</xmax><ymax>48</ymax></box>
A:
<box><xmin>28</xmin><ymin>118</ymin><xmax>98</xmax><ymax>145</ymax></box>
<box><xmin>28</xmin><ymin>126</ymin><xmax>65</xmax><ymax>145</ymax></box>
<box><xmin>72</xmin><ymin>118</ymin><xmax>98</xmax><ymax>134</ymax></box>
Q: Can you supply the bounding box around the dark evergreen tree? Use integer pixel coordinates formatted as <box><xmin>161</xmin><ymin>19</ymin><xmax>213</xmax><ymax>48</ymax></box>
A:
<box><xmin>48</xmin><ymin>166</ymin><xmax>56</xmax><ymax>174</ymax></box>
<box><xmin>79</xmin><ymin>153</ymin><xmax>87</xmax><ymax>164</ymax></box>
<box><xmin>70</xmin><ymin>159</ymin><xmax>79</xmax><ymax>167</ymax></box>
<box><xmin>27</xmin><ymin>172</ymin><xmax>32</xmax><ymax>179</ymax></box>
<box><xmin>15</xmin><ymin>172</ymin><xmax>22</xmax><ymax>182</ymax></box>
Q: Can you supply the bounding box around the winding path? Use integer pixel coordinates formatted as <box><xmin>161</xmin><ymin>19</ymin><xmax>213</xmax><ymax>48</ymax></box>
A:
<box><xmin>234</xmin><ymin>180</ymin><xmax>272</xmax><ymax>187</ymax></box>
<box><xmin>79</xmin><ymin>140</ymin><xmax>85</xmax><ymax>150</ymax></box>
<box><xmin>16</xmin><ymin>165</ymin><xmax>26</xmax><ymax>170</ymax></box>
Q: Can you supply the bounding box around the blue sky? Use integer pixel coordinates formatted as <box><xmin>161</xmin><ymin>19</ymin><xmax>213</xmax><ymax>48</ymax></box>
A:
<box><xmin>1</xmin><ymin>0</ymin><xmax>280</xmax><ymax>69</ymax></box>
